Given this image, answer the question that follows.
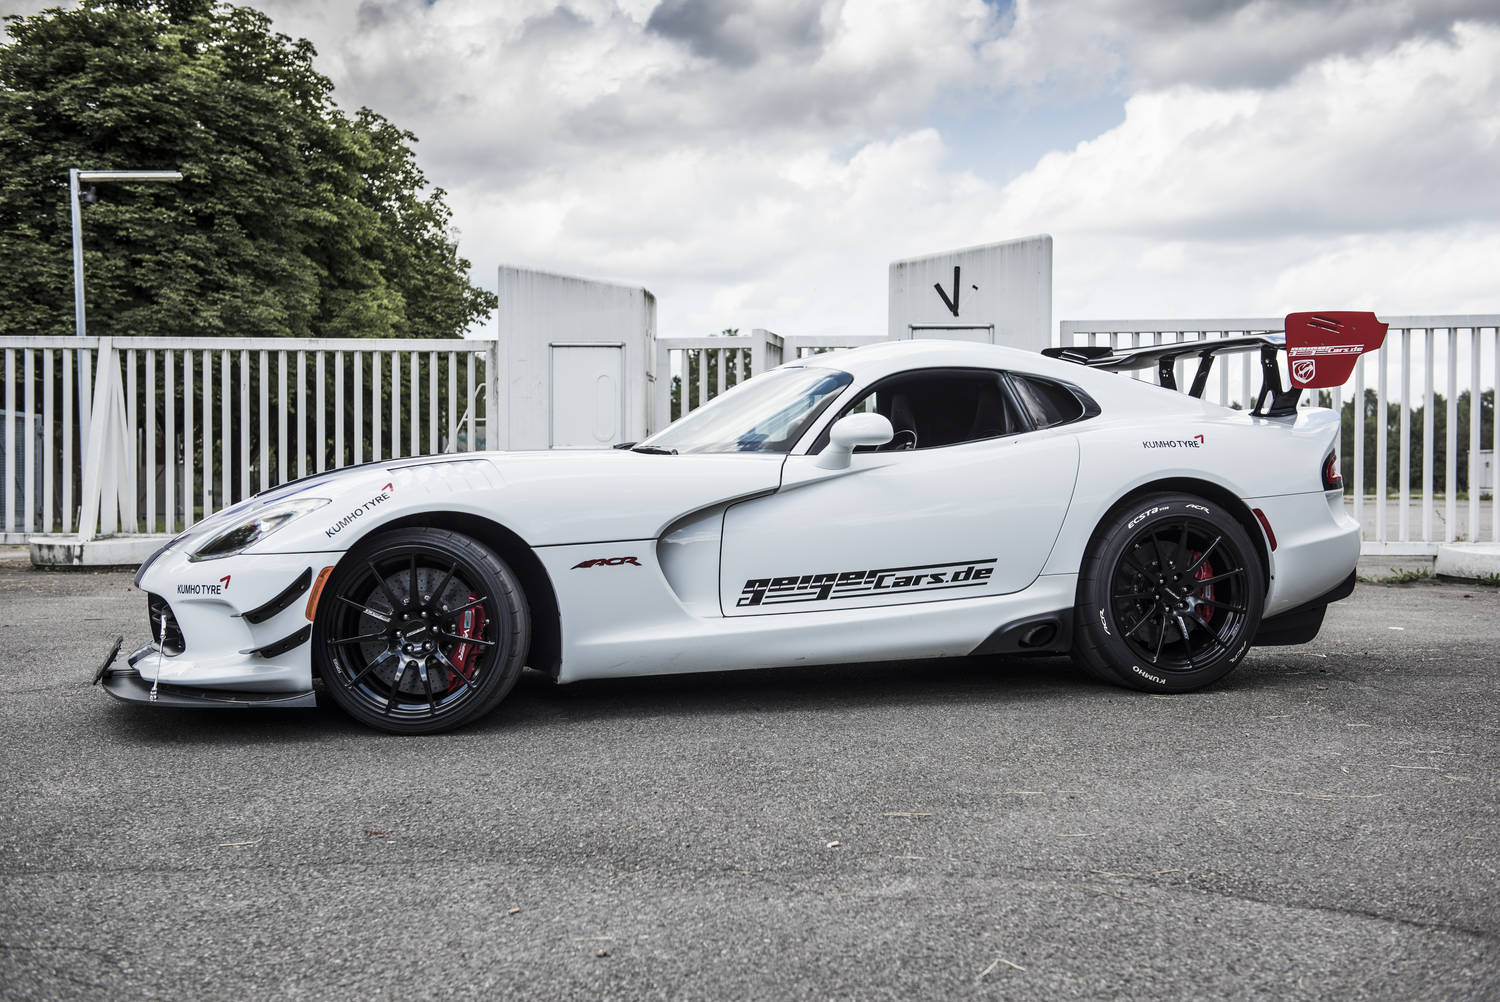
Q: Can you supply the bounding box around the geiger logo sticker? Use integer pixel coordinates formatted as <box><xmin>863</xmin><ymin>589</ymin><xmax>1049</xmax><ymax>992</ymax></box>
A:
<box><xmin>738</xmin><ymin>558</ymin><xmax>996</xmax><ymax>607</ymax></box>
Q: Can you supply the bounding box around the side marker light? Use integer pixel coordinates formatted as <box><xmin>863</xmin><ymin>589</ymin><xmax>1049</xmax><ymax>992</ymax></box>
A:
<box><xmin>1252</xmin><ymin>508</ymin><xmax>1278</xmax><ymax>551</ymax></box>
<box><xmin>306</xmin><ymin>566</ymin><xmax>335</xmax><ymax>621</ymax></box>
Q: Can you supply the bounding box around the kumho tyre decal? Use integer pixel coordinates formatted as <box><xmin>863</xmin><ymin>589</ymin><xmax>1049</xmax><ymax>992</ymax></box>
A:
<box><xmin>1073</xmin><ymin>493</ymin><xmax>1265</xmax><ymax>694</ymax></box>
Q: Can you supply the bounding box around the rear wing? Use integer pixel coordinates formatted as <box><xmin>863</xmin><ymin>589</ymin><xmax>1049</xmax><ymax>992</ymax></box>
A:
<box><xmin>1041</xmin><ymin>312</ymin><xmax>1388</xmax><ymax>417</ymax></box>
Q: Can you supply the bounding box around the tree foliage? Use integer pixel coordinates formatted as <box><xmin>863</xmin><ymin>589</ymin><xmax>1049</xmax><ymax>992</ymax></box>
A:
<box><xmin>0</xmin><ymin>0</ymin><xmax>497</xmax><ymax>339</ymax></box>
<box><xmin>1331</xmin><ymin>388</ymin><xmax>1495</xmax><ymax>494</ymax></box>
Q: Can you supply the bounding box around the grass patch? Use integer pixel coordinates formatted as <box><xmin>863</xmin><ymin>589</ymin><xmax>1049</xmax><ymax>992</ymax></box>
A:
<box><xmin>1358</xmin><ymin>569</ymin><xmax>1432</xmax><ymax>585</ymax></box>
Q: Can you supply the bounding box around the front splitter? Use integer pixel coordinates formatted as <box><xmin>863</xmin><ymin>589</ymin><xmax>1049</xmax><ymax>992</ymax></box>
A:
<box><xmin>96</xmin><ymin>642</ymin><xmax>317</xmax><ymax>709</ymax></box>
<box><xmin>99</xmin><ymin>670</ymin><xmax>318</xmax><ymax>709</ymax></box>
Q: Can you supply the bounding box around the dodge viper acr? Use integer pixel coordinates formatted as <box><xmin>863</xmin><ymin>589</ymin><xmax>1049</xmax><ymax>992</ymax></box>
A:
<box><xmin>99</xmin><ymin>312</ymin><xmax>1387</xmax><ymax>733</ymax></box>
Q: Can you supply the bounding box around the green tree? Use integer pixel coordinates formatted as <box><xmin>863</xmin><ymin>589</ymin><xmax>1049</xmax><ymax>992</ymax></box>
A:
<box><xmin>0</xmin><ymin>0</ymin><xmax>496</xmax><ymax>339</ymax></box>
<box><xmin>1335</xmin><ymin>388</ymin><xmax>1494</xmax><ymax>493</ymax></box>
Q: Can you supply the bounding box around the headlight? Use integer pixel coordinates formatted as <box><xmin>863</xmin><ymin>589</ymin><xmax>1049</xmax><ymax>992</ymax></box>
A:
<box><xmin>188</xmin><ymin>498</ymin><xmax>330</xmax><ymax>561</ymax></box>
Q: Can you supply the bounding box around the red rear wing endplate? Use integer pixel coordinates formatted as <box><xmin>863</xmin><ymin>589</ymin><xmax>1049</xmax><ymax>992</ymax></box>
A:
<box><xmin>1285</xmin><ymin>312</ymin><xmax>1389</xmax><ymax>389</ymax></box>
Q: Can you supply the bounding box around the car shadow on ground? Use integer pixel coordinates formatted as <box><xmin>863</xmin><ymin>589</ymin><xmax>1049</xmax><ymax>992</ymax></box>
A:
<box><xmin>95</xmin><ymin>649</ymin><xmax>1322</xmax><ymax>745</ymax></box>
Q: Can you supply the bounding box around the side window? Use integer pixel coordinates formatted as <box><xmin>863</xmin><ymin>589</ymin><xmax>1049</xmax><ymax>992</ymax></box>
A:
<box><xmin>1007</xmin><ymin>373</ymin><xmax>1087</xmax><ymax>429</ymax></box>
<box><xmin>837</xmin><ymin>369</ymin><xmax>1022</xmax><ymax>452</ymax></box>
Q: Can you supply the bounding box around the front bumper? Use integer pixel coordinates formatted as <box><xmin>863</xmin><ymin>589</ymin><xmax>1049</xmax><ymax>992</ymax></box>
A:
<box><xmin>129</xmin><ymin>545</ymin><xmax>330</xmax><ymax>694</ymax></box>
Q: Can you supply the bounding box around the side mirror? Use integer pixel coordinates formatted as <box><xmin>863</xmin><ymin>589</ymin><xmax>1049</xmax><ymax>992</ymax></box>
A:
<box><xmin>817</xmin><ymin>413</ymin><xmax>894</xmax><ymax>470</ymax></box>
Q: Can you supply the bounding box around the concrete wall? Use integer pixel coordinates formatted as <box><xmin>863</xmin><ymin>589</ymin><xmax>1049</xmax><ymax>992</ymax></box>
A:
<box><xmin>496</xmin><ymin>266</ymin><xmax>656</xmax><ymax>451</ymax></box>
<box><xmin>888</xmin><ymin>235</ymin><xmax>1052</xmax><ymax>352</ymax></box>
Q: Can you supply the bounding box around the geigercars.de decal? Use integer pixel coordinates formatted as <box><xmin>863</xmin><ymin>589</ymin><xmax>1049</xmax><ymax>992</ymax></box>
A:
<box><xmin>738</xmin><ymin>558</ymin><xmax>997</xmax><ymax>608</ymax></box>
<box><xmin>325</xmin><ymin>483</ymin><xmax>394</xmax><ymax>539</ymax></box>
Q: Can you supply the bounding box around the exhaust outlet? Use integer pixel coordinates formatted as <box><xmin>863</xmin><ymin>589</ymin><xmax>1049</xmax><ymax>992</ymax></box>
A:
<box><xmin>1019</xmin><ymin>622</ymin><xmax>1058</xmax><ymax>648</ymax></box>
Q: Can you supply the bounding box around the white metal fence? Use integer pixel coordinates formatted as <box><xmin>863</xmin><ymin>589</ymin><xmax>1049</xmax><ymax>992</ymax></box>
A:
<box><xmin>652</xmin><ymin>329</ymin><xmax>884</xmax><ymax>426</ymax></box>
<box><xmin>0</xmin><ymin>335</ymin><xmax>498</xmax><ymax>543</ymax></box>
<box><xmin>3</xmin><ymin>316</ymin><xmax>1495</xmax><ymax>555</ymax></box>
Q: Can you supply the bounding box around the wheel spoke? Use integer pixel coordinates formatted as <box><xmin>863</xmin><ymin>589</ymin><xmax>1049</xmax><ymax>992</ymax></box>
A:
<box><xmin>1177</xmin><ymin>614</ymin><xmax>1194</xmax><ymax>668</ymax></box>
<box><xmin>430</xmin><ymin>561</ymin><xmax>460</xmax><ymax>607</ymax></box>
<box><xmin>430</xmin><ymin>649</ymin><xmax>474</xmax><ymax>691</ymax></box>
<box><xmin>1151</xmin><ymin>611</ymin><xmax>1169</xmax><ymax>663</ymax></box>
<box><xmin>1198</xmin><ymin>568</ymin><xmax>1244</xmax><ymax>586</ymax></box>
<box><xmin>417</xmin><ymin>660</ymin><xmax>437</xmax><ymax>717</ymax></box>
<box><xmin>1150</xmin><ymin>531</ymin><xmax>1170</xmax><ymax>575</ymax></box>
<box><xmin>1124</xmin><ymin>550</ymin><xmax>1156</xmax><ymax>578</ymax></box>
<box><xmin>330</xmin><ymin>630</ymin><xmax>388</xmax><ymax>646</ymax></box>
<box><xmin>1184</xmin><ymin>536</ymin><xmax>1222</xmax><ymax>576</ymax></box>
<box><xmin>1178</xmin><ymin>519</ymin><xmax>1189</xmax><ymax>559</ymax></box>
<box><xmin>337</xmin><ymin>595</ymin><xmax>391</xmax><ymax>622</ymax></box>
<box><xmin>367</xmin><ymin>559</ymin><xmax>405</xmax><ymax>612</ymax></box>
<box><xmin>1121</xmin><ymin>605</ymin><xmax>1158</xmax><ymax>639</ymax></box>
<box><xmin>447</xmin><ymin>595</ymin><xmax>489</xmax><ymax>617</ymax></box>
<box><xmin>1198</xmin><ymin>596</ymin><xmax>1246</xmax><ymax>614</ymax></box>
<box><xmin>384</xmin><ymin>659</ymin><xmax>409</xmax><ymax>716</ymax></box>
<box><xmin>346</xmin><ymin>647</ymin><xmax>397</xmax><ymax>688</ymax></box>
<box><xmin>438</xmin><ymin>629</ymin><xmax>494</xmax><ymax>648</ymax></box>
<box><xmin>1188</xmin><ymin>610</ymin><xmax>1231</xmax><ymax>653</ymax></box>
<box><xmin>409</xmin><ymin>554</ymin><xmax>419</xmax><ymax>609</ymax></box>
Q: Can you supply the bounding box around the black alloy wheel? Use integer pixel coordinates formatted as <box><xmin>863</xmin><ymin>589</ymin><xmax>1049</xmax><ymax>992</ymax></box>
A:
<box><xmin>313</xmin><ymin>528</ymin><xmax>529</xmax><ymax>734</ymax></box>
<box><xmin>1073</xmin><ymin>493</ymin><xmax>1265</xmax><ymax>693</ymax></box>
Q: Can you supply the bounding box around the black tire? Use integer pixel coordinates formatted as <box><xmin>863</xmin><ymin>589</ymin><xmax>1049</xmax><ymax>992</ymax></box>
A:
<box><xmin>1073</xmin><ymin>493</ymin><xmax>1264</xmax><ymax>693</ymax></box>
<box><xmin>313</xmin><ymin>528</ymin><xmax>529</xmax><ymax>734</ymax></box>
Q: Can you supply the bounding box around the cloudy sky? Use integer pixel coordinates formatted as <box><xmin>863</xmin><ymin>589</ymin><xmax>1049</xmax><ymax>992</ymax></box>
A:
<box><xmin>14</xmin><ymin>0</ymin><xmax>1500</xmax><ymax>337</ymax></box>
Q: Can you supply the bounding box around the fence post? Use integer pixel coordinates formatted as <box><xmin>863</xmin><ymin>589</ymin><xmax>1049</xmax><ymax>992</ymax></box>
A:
<box><xmin>749</xmin><ymin>330</ymin><xmax>766</xmax><ymax>379</ymax></box>
<box><xmin>485</xmin><ymin>334</ymin><xmax>502</xmax><ymax>452</ymax></box>
<box><xmin>77</xmin><ymin>338</ymin><xmax>115</xmax><ymax>542</ymax></box>
<box><xmin>653</xmin><ymin>338</ymin><xmax>671</xmax><ymax>433</ymax></box>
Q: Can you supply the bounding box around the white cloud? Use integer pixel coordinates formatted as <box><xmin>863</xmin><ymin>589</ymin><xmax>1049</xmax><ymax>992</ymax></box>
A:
<box><xmin>8</xmin><ymin>0</ymin><xmax>1498</xmax><ymax>335</ymax></box>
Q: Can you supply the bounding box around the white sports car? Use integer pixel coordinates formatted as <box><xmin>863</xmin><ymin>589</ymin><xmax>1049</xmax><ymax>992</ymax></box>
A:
<box><xmin>98</xmin><ymin>312</ymin><xmax>1387</xmax><ymax>734</ymax></box>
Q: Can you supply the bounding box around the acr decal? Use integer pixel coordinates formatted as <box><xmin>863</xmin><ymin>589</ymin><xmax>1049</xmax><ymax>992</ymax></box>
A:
<box><xmin>1142</xmin><ymin>434</ymin><xmax>1203</xmax><ymax>449</ymax></box>
<box><xmin>738</xmin><ymin>558</ymin><xmax>996</xmax><ymax>608</ymax></box>
<box><xmin>572</xmin><ymin>556</ymin><xmax>642</xmax><ymax>569</ymax></box>
<box><xmin>1098</xmin><ymin>608</ymin><xmax>1111</xmax><ymax>636</ymax></box>
<box><xmin>325</xmin><ymin>489</ymin><xmax>393</xmax><ymax>539</ymax></box>
<box><xmin>177</xmin><ymin>575</ymin><xmax>230</xmax><ymax>596</ymax></box>
<box><xmin>1185</xmin><ymin>503</ymin><xmax>1211</xmax><ymax>514</ymax></box>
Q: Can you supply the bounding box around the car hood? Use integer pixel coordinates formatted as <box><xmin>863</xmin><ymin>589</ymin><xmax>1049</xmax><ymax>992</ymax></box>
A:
<box><xmin>242</xmin><ymin>449</ymin><xmax>788</xmax><ymax>553</ymax></box>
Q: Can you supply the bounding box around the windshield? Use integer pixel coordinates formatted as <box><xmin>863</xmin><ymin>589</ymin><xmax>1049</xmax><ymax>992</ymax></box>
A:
<box><xmin>637</xmin><ymin>366</ymin><xmax>853</xmax><ymax>454</ymax></box>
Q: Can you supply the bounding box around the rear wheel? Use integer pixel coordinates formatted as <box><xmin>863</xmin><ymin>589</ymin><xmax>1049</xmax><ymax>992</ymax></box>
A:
<box><xmin>1073</xmin><ymin>493</ymin><xmax>1264</xmax><ymax>692</ymax></box>
<box><xmin>313</xmin><ymin>528</ymin><xmax>529</xmax><ymax>734</ymax></box>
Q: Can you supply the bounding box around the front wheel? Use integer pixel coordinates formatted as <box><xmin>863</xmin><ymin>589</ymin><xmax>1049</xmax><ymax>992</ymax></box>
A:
<box><xmin>313</xmin><ymin>528</ymin><xmax>530</xmax><ymax>734</ymax></box>
<box><xmin>1073</xmin><ymin>494</ymin><xmax>1265</xmax><ymax>693</ymax></box>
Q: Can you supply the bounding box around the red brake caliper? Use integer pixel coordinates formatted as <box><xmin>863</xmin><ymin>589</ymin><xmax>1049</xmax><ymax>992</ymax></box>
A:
<box><xmin>1193</xmin><ymin>554</ymin><xmax>1215</xmax><ymax>623</ymax></box>
<box><xmin>446</xmin><ymin>592</ymin><xmax>488</xmax><ymax>693</ymax></box>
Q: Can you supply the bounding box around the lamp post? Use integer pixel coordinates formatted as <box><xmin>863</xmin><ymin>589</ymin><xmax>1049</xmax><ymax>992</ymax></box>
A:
<box><xmin>69</xmin><ymin>168</ymin><xmax>183</xmax><ymax>337</ymax></box>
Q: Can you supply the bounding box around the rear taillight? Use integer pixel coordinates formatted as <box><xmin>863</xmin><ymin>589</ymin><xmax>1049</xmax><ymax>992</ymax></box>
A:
<box><xmin>1322</xmin><ymin>452</ymin><xmax>1343</xmax><ymax>491</ymax></box>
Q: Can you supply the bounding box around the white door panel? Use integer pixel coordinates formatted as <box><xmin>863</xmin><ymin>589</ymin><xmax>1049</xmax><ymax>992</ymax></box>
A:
<box><xmin>721</xmin><ymin>435</ymin><xmax>1079</xmax><ymax>616</ymax></box>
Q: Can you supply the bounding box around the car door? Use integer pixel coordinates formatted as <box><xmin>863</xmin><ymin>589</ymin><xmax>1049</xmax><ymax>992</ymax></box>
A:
<box><xmin>718</xmin><ymin>368</ymin><xmax>1082</xmax><ymax>616</ymax></box>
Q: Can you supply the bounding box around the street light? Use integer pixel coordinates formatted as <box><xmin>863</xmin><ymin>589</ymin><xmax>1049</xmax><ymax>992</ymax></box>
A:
<box><xmin>69</xmin><ymin>168</ymin><xmax>183</xmax><ymax>337</ymax></box>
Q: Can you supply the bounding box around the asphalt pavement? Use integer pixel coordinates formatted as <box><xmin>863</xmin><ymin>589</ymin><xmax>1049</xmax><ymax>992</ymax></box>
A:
<box><xmin>1</xmin><ymin>558</ymin><xmax>1496</xmax><ymax>1002</ymax></box>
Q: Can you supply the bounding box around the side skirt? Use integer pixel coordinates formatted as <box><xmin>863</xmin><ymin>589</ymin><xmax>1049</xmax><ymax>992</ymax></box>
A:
<box><xmin>970</xmin><ymin>610</ymin><xmax>1075</xmax><ymax>657</ymax></box>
